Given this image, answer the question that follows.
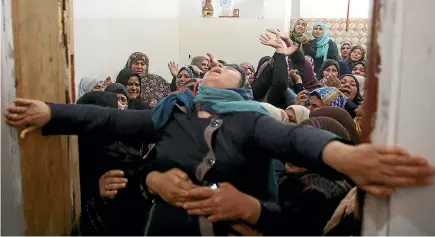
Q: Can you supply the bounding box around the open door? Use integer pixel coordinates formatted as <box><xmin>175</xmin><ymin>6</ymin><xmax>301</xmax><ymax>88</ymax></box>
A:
<box><xmin>1</xmin><ymin>0</ymin><xmax>79</xmax><ymax>235</ymax></box>
<box><xmin>362</xmin><ymin>0</ymin><xmax>435</xmax><ymax>235</ymax></box>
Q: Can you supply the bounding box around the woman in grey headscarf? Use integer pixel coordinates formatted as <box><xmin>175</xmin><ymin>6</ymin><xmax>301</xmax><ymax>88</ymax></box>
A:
<box><xmin>190</xmin><ymin>56</ymin><xmax>210</xmax><ymax>73</ymax></box>
<box><xmin>77</xmin><ymin>76</ymin><xmax>104</xmax><ymax>100</ymax></box>
<box><xmin>125</xmin><ymin>52</ymin><xmax>170</xmax><ymax>107</ymax></box>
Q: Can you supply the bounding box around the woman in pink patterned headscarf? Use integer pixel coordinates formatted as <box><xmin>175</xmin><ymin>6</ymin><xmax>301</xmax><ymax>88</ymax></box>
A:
<box><xmin>125</xmin><ymin>52</ymin><xmax>170</xmax><ymax>107</ymax></box>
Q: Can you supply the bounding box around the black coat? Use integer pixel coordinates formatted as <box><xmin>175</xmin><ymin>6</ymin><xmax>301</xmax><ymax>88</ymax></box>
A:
<box><xmin>304</xmin><ymin>39</ymin><xmax>339</xmax><ymax>75</ymax></box>
<box><xmin>42</xmin><ymin>103</ymin><xmax>345</xmax><ymax>235</ymax></box>
<box><xmin>74</xmin><ymin>92</ymin><xmax>149</xmax><ymax>235</ymax></box>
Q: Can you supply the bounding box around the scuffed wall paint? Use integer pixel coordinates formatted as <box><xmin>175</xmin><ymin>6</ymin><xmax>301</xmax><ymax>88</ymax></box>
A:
<box><xmin>1</xmin><ymin>0</ymin><xmax>25</xmax><ymax>234</ymax></box>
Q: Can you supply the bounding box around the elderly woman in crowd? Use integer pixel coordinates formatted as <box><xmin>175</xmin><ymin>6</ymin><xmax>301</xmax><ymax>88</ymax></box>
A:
<box><xmin>125</xmin><ymin>52</ymin><xmax>170</xmax><ymax>107</ymax></box>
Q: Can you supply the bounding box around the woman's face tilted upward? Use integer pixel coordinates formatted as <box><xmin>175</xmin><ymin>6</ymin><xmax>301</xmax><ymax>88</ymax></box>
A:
<box><xmin>201</xmin><ymin>65</ymin><xmax>242</xmax><ymax>89</ymax></box>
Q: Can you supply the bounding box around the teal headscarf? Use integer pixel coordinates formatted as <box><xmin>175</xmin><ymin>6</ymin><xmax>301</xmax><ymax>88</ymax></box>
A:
<box><xmin>152</xmin><ymin>84</ymin><xmax>269</xmax><ymax>128</ymax></box>
<box><xmin>177</xmin><ymin>66</ymin><xmax>194</xmax><ymax>79</ymax></box>
<box><xmin>313</xmin><ymin>22</ymin><xmax>330</xmax><ymax>62</ymax></box>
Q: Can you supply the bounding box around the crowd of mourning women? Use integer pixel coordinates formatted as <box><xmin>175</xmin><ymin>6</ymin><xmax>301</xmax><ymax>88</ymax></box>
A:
<box><xmin>5</xmin><ymin>19</ymin><xmax>435</xmax><ymax>236</ymax></box>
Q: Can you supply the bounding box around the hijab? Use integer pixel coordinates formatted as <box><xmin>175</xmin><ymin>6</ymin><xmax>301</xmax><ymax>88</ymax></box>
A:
<box><xmin>77</xmin><ymin>76</ymin><xmax>104</xmax><ymax>99</ymax></box>
<box><xmin>320</xmin><ymin>59</ymin><xmax>340</xmax><ymax>79</ymax></box>
<box><xmin>301</xmin><ymin>116</ymin><xmax>351</xmax><ymax>141</ymax></box>
<box><xmin>350</xmin><ymin>61</ymin><xmax>366</xmax><ymax>74</ymax></box>
<box><xmin>125</xmin><ymin>52</ymin><xmax>170</xmax><ymax>106</ymax></box>
<box><xmin>152</xmin><ymin>85</ymin><xmax>269</xmax><ymax>128</ymax></box>
<box><xmin>105</xmin><ymin>83</ymin><xmax>128</xmax><ymax>98</ymax></box>
<box><xmin>347</xmin><ymin>46</ymin><xmax>366</xmax><ymax>67</ymax></box>
<box><xmin>290</xmin><ymin>19</ymin><xmax>313</xmax><ymax>44</ymax></box>
<box><xmin>261</xmin><ymin>102</ymin><xmax>289</xmax><ymax>123</ymax></box>
<box><xmin>313</xmin><ymin>22</ymin><xmax>331</xmax><ymax>62</ymax></box>
<box><xmin>115</xmin><ymin>68</ymin><xmax>149</xmax><ymax>110</ymax></box>
<box><xmin>340</xmin><ymin>74</ymin><xmax>363</xmax><ymax>106</ymax></box>
<box><xmin>353</xmin><ymin>75</ymin><xmax>366</xmax><ymax>97</ymax></box>
<box><xmin>152</xmin><ymin>64</ymin><xmax>267</xmax><ymax>128</ymax></box>
<box><xmin>310</xmin><ymin>107</ymin><xmax>360</xmax><ymax>144</ymax></box>
<box><xmin>76</xmin><ymin>91</ymin><xmax>118</xmax><ymax>108</ymax></box>
<box><xmin>177</xmin><ymin>66</ymin><xmax>194</xmax><ymax>79</ymax></box>
<box><xmin>191</xmin><ymin>56</ymin><xmax>208</xmax><ymax>68</ymax></box>
<box><xmin>309</xmin><ymin>87</ymin><xmax>347</xmax><ymax>109</ymax></box>
<box><xmin>338</xmin><ymin>60</ymin><xmax>351</xmax><ymax>76</ymax></box>
<box><xmin>340</xmin><ymin>42</ymin><xmax>352</xmax><ymax>60</ymax></box>
<box><xmin>254</xmin><ymin>56</ymin><xmax>272</xmax><ymax>79</ymax></box>
<box><xmin>285</xmin><ymin>105</ymin><xmax>310</xmax><ymax>124</ymax></box>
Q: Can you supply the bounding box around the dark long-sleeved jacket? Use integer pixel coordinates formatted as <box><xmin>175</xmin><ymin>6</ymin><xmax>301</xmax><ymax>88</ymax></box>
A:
<box><xmin>42</xmin><ymin>103</ymin><xmax>344</xmax><ymax>235</ymax></box>
<box><xmin>252</xmin><ymin>53</ymin><xmax>289</xmax><ymax>109</ymax></box>
<box><xmin>304</xmin><ymin>39</ymin><xmax>339</xmax><ymax>75</ymax></box>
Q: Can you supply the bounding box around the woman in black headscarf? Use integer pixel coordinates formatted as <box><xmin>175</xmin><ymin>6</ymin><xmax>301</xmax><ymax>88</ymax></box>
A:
<box><xmin>115</xmin><ymin>68</ymin><xmax>150</xmax><ymax>110</ymax></box>
<box><xmin>75</xmin><ymin>91</ymin><xmax>149</xmax><ymax>236</ymax></box>
<box><xmin>105</xmin><ymin>83</ymin><xmax>129</xmax><ymax>110</ymax></box>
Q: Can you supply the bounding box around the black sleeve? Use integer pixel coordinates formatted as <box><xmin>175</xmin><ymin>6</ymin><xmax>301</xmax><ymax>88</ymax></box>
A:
<box><xmin>327</xmin><ymin>40</ymin><xmax>339</xmax><ymax>61</ymax></box>
<box><xmin>170</xmin><ymin>76</ymin><xmax>177</xmax><ymax>92</ymax></box>
<box><xmin>252</xmin><ymin>60</ymin><xmax>273</xmax><ymax>101</ymax></box>
<box><xmin>289</xmin><ymin>48</ymin><xmax>306</xmax><ymax>77</ymax></box>
<box><xmin>266</xmin><ymin>53</ymin><xmax>289</xmax><ymax>106</ymax></box>
<box><xmin>303</xmin><ymin>40</ymin><xmax>316</xmax><ymax>58</ymax></box>
<box><xmin>293</xmin><ymin>83</ymin><xmax>305</xmax><ymax>94</ymax></box>
<box><xmin>132</xmin><ymin>98</ymin><xmax>151</xmax><ymax>110</ymax></box>
<box><xmin>42</xmin><ymin>104</ymin><xmax>158</xmax><ymax>144</ymax></box>
<box><xmin>253</xmin><ymin>114</ymin><xmax>340</xmax><ymax>175</ymax></box>
<box><xmin>255</xmin><ymin>190</ymin><xmax>336</xmax><ymax>235</ymax></box>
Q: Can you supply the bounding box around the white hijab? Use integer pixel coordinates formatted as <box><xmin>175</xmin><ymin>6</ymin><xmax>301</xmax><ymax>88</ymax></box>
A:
<box><xmin>260</xmin><ymin>102</ymin><xmax>289</xmax><ymax>123</ymax></box>
<box><xmin>77</xmin><ymin>76</ymin><xmax>104</xmax><ymax>99</ymax></box>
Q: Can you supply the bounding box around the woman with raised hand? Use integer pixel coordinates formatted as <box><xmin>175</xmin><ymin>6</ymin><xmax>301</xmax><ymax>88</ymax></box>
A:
<box><xmin>5</xmin><ymin>53</ymin><xmax>435</xmax><ymax>235</ymax></box>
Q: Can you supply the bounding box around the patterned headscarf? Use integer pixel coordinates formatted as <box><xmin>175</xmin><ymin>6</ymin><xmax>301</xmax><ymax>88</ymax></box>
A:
<box><xmin>125</xmin><ymin>52</ymin><xmax>170</xmax><ymax>106</ymax></box>
<box><xmin>309</xmin><ymin>87</ymin><xmax>347</xmax><ymax>108</ymax></box>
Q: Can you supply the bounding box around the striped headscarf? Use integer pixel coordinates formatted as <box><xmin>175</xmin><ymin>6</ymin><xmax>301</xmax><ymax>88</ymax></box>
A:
<box><xmin>309</xmin><ymin>87</ymin><xmax>347</xmax><ymax>108</ymax></box>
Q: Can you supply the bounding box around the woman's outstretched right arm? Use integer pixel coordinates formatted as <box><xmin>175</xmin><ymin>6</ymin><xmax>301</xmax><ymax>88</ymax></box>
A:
<box><xmin>5</xmin><ymin>99</ymin><xmax>157</xmax><ymax>143</ymax></box>
<box><xmin>43</xmin><ymin>103</ymin><xmax>157</xmax><ymax>143</ymax></box>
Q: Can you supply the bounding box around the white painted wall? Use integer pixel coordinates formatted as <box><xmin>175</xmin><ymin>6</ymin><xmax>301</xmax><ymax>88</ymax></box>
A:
<box><xmin>178</xmin><ymin>0</ymin><xmax>290</xmax><ymax>66</ymax></box>
<box><xmin>300</xmin><ymin>0</ymin><xmax>370</xmax><ymax>18</ymax></box>
<box><xmin>363</xmin><ymin>0</ymin><xmax>435</xmax><ymax>235</ymax></box>
<box><xmin>73</xmin><ymin>0</ymin><xmax>180</xmax><ymax>94</ymax></box>
<box><xmin>73</xmin><ymin>0</ymin><xmax>369</xmax><ymax>97</ymax></box>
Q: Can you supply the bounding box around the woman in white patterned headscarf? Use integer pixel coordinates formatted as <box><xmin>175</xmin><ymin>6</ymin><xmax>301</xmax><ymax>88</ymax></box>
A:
<box><xmin>77</xmin><ymin>76</ymin><xmax>104</xmax><ymax>100</ymax></box>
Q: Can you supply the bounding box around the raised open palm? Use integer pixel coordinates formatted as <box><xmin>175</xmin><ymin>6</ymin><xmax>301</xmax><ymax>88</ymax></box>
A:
<box><xmin>267</xmin><ymin>28</ymin><xmax>293</xmax><ymax>46</ymax></box>
<box><xmin>259</xmin><ymin>33</ymin><xmax>286</xmax><ymax>49</ymax></box>
<box><xmin>168</xmin><ymin>61</ymin><xmax>179</xmax><ymax>77</ymax></box>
